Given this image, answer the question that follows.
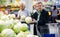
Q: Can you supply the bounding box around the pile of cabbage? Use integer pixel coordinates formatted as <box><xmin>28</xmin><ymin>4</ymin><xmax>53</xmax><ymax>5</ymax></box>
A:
<box><xmin>20</xmin><ymin>15</ymin><xmax>32</xmax><ymax>24</ymax></box>
<box><xmin>0</xmin><ymin>13</ymin><xmax>34</xmax><ymax>37</ymax></box>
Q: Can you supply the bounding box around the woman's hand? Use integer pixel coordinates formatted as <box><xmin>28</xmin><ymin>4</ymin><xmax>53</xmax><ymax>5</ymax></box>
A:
<box><xmin>31</xmin><ymin>19</ymin><xmax>37</xmax><ymax>24</ymax></box>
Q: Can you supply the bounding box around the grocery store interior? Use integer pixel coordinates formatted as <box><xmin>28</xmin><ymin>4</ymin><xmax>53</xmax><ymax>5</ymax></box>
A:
<box><xmin>0</xmin><ymin>0</ymin><xmax>60</xmax><ymax>37</ymax></box>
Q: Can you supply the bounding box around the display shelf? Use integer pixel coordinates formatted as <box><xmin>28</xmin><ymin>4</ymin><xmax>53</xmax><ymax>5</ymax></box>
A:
<box><xmin>0</xmin><ymin>5</ymin><xmax>19</xmax><ymax>11</ymax></box>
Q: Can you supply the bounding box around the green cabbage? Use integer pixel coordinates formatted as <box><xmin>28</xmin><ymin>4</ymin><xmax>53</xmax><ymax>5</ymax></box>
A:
<box><xmin>20</xmin><ymin>23</ymin><xmax>28</xmax><ymax>32</ymax></box>
<box><xmin>25</xmin><ymin>17</ymin><xmax>32</xmax><ymax>24</ymax></box>
<box><xmin>0</xmin><ymin>20</ymin><xmax>8</xmax><ymax>32</ymax></box>
<box><xmin>13</xmin><ymin>22</ymin><xmax>21</xmax><ymax>33</ymax></box>
<box><xmin>1</xmin><ymin>29</ymin><xmax>16</xmax><ymax>37</ymax></box>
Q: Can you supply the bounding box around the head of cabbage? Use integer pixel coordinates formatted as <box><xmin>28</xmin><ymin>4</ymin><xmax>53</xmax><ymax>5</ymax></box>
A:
<box><xmin>25</xmin><ymin>17</ymin><xmax>32</xmax><ymax>24</ymax></box>
<box><xmin>13</xmin><ymin>22</ymin><xmax>21</xmax><ymax>34</ymax></box>
<box><xmin>0</xmin><ymin>15</ymin><xmax>9</xmax><ymax>21</ymax></box>
<box><xmin>20</xmin><ymin>15</ymin><xmax>26</xmax><ymax>20</ymax></box>
<box><xmin>1</xmin><ymin>29</ymin><xmax>16</xmax><ymax>37</ymax></box>
<box><xmin>8</xmin><ymin>14</ymin><xmax>15</xmax><ymax>19</ymax></box>
<box><xmin>0</xmin><ymin>20</ymin><xmax>8</xmax><ymax>32</ymax></box>
<box><xmin>16</xmin><ymin>31</ymin><xmax>32</xmax><ymax>37</ymax></box>
<box><xmin>20</xmin><ymin>23</ymin><xmax>28</xmax><ymax>32</ymax></box>
<box><xmin>5</xmin><ymin>20</ymin><xmax>15</xmax><ymax>29</ymax></box>
<box><xmin>16</xmin><ymin>32</ymin><xmax>25</xmax><ymax>37</ymax></box>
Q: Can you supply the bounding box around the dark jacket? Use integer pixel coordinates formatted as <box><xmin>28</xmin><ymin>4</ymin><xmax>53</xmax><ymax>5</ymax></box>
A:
<box><xmin>32</xmin><ymin>9</ymin><xmax>49</xmax><ymax>26</ymax></box>
<box><xmin>31</xmin><ymin>9</ymin><xmax>49</xmax><ymax>35</ymax></box>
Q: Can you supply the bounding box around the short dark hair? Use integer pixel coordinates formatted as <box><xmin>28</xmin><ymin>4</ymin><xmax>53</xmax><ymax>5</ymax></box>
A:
<box><xmin>53</xmin><ymin>6</ymin><xmax>56</xmax><ymax>10</ymax></box>
<box><xmin>37</xmin><ymin>1</ymin><xmax>42</xmax><ymax>5</ymax></box>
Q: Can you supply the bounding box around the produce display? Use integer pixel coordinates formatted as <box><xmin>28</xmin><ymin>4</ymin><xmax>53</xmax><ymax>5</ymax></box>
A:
<box><xmin>0</xmin><ymin>13</ymin><xmax>36</xmax><ymax>37</ymax></box>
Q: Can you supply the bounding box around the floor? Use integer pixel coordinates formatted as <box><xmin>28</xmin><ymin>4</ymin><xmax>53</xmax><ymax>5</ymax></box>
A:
<box><xmin>30</xmin><ymin>23</ymin><xmax>60</xmax><ymax>37</ymax></box>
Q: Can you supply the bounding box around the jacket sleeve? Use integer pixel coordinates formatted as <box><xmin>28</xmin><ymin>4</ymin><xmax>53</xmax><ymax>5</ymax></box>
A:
<box><xmin>31</xmin><ymin>12</ymin><xmax>38</xmax><ymax>20</ymax></box>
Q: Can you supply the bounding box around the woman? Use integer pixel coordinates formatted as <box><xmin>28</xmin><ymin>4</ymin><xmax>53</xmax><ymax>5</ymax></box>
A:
<box><xmin>51</xmin><ymin>6</ymin><xmax>58</xmax><ymax>23</ymax></box>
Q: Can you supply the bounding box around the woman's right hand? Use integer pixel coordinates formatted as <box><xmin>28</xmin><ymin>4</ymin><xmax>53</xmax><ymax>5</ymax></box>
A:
<box><xmin>31</xmin><ymin>19</ymin><xmax>37</xmax><ymax>24</ymax></box>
